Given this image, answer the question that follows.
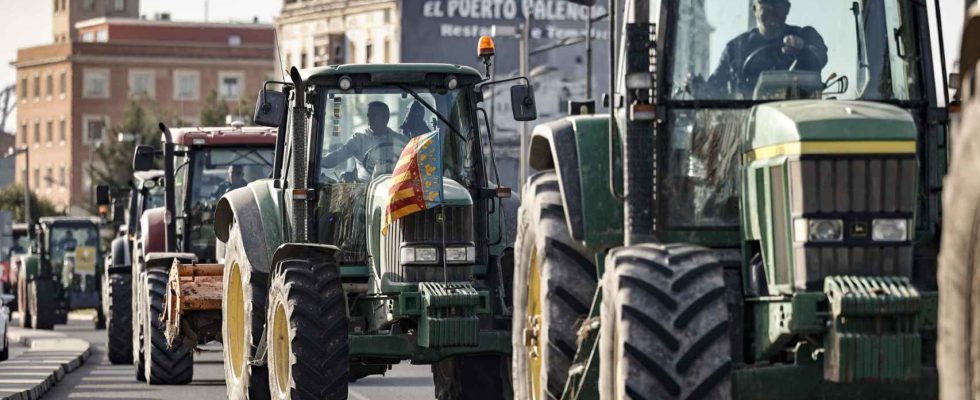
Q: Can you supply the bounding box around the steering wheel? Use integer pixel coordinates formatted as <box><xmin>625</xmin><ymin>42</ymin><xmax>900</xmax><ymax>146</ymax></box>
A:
<box><xmin>359</xmin><ymin>142</ymin><xmax>400</xmax><ymax>176</ymax></box>
<box><xmin>741</xmin><ymin>43</ymin><xmax>798</xmax><ymax>82</ymax></box>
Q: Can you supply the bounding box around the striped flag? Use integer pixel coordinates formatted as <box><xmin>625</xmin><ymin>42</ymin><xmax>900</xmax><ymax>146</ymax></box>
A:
<box><xmin>381</xmin><ymin>131</ymin><xmax>443</xmax><ymax>236</ymax></box>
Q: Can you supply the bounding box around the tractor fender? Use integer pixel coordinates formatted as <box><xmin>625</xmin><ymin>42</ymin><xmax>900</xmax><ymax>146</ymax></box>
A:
<box><xmin>527</xmin><ymin>115</ymin><xmax>624</xmax><ymax>248</ymax></box>
<box><xmin>214</xmin><ymin>180</ymin><xmax>283</xmax><ymax>274</ymax></box>
<box><xmin>270</xmin><ymin>243</ymin><xmax>340</xmax><ymax>273</ymax></box>
<box><xmin>106</xmin><ymin>236</ymin><xmax>131</xmax><ymax>275</ymax></box>
<box><xmin>17</xmin><ymin>254</ymin><xmax>40</xmax><ymax>281</ymax></box>
<box><xmin>140</xmin><ymin>207</ymin><xmax>167</xmax><ymax>257</ymax></box>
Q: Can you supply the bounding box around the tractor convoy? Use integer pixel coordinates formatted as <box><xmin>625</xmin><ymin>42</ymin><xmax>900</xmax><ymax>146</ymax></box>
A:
<box><xmin>6</xmin><ymin>0</ymin><xmax>975</xmax><ymax>399</ymax></box>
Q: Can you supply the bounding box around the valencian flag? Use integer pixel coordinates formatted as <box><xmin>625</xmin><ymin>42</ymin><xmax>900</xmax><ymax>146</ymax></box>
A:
<box><xmin>382</xmin><ymin>131</ymin><xmax>443</xmax><ymax>235</ymax></box>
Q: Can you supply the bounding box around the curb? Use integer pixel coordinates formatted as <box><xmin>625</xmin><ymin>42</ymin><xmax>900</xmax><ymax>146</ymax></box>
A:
<box><xmin>0</xmin><ymin>327</ymin><xmax>92</xmax><ymax>400</ymax></box>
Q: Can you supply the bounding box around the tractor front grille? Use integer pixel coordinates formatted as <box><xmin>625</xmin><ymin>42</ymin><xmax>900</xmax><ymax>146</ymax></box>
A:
<box><xmin>381</xmin><ymin>205</ymin><xmax>475</xmax><ymax>283</ymax></box>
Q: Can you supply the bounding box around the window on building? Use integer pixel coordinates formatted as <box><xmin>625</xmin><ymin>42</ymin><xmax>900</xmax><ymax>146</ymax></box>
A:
<box><xmin>173</xmin><ymin>70</ymin><xmax>200</xmax><ymax>100</ymax></box>
<box><xmin>83</xmin><ymin>0</ymin><xmax>95</xmax><ymax>10</ymax></box>
<box><xmin>33</xmin><ymin>75</ymin><xmax>40</xmax><ymax>99</ymax></box>
<box><xmin>81</xmin><ymin>32</ymin><xmax>95</xmax><ymax>42</ymax></box>
<box><xmin>20</xmin><ymin>123</ymin><xmax>27</xmax><ymax>145</ymax></box>
<box><xmin>218</xmin><ymin>72</ymin><xmax>244</xmax><ymax>100</ymax></box>
<box><xmin>45</xmin><ymin>167</ymin><xmax>53</xmax><ymax>188</ymax></box>
<box><xmin>83</xmin><ymin>69</ymin><xmax>109</xmax><ymax>99</ymax></box>
<box><xmin>53</xmin><ymin>0</ymin><xmax>58</xmax><ymax>12</ymax></box>
<box><xmin>46</xmin><ymin>74</ymin><xmax>53</xmax><ymax>97</ymax></box>
<box><xmin>46</xmin><ymin>121</ymin><xmax>53</xmax><ymax>143</ymax></box>
<box><xmin>59</xmin><ymin>119</ymin><xmax>66</xmax><ymax>142</ymax></box>
<box><xmin>59</xmin><ymin>166</ymin><xmax>66</xmax><ymax>187</ymax></box>
<box><xmin>229</xmin><ymin>35</ymin><xmax>242</xmax><ymax>46</ymax></box>
<box><xmin>96</xmin><ymin>30</ymin><xmax>108</xmax><ymax>42</ymax></box>
<box><xmin>59</xmin><ymin>72</ymin><xmax>66</xmax><ymax>95</ymax></box>
<box><xmin>33</xmin><ymin>122</ymin><xmax>40</xmax><ymax>144</ymax></box>
<box><xmin>84</xmin><ymin>116</ymin><xmax>108</xmax><ymax>144</ymax></box>
<box><xmin>114</xmin><ymin>0</ymin><xmax>125</xmax><ymax>11</ymax></box>
<box><xmin>33</xmin><ymin>168</ymin><xmax>40</xmax><ymax>188</ymax></box>
<box><xmin>300</xmin><ymin>52</ymin><xmax>308</xmax><ymax>68</ymax></box>
<box><xmin>384</xmin><ymin>38</ymin><xmax>391</xmax><ymax>63</ymax></box>
<box><xmin>20</xmin><ymin>77</ymin><xmax>27</xmax><ymax>98</ymax></box>
<box><xmin>365</xmin><ymin>43</ymin><xmax>373</xmax><ymax>63</ymax></box>
<box><xmin>128</xmin><ymin>69</ymin><xmax>155</xmax><ymax>98</ymax></box>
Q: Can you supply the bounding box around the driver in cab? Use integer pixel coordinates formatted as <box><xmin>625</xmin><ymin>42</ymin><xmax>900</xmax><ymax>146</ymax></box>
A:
<box><xmin>322</xmin><ymin>101</ymin><xmax>408</xmax><ymax>179</ymax></box>
<box><xmin>706</xmin><ymin>0</ymin><xmax>828</xmax><ymax>98</ymax></box>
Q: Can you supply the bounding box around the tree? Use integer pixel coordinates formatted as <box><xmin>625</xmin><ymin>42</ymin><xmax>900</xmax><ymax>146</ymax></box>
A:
<box><xmin>200</xmin><ymin>89</ymin><xmax>230</xmax><ymax>126</ymax></box>
<box><xmin>0</xmin><ymin>184</ymin><xmax>59</xmax><ymax>224</ymax></box>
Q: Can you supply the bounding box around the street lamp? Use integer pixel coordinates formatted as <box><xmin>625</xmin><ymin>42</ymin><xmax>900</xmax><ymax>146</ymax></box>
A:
<box><xmin>2</xmin><ymin>146</ymin><xmax>31</xmax><ymax>238</ymax></box>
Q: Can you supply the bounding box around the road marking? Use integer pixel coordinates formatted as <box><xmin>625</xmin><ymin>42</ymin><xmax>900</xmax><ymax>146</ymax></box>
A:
<box><xmin>349</xmin><ymin>390</ymin><xmax>372</xmax><ymax>400</ymax></box>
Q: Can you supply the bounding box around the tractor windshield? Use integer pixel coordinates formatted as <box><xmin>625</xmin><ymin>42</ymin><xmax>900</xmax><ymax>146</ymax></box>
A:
<box><xmin>177</xmin><ymin>147</ymin><xmax>274</xmax><ymax>259</ymax></box>
<box><xmin>669</xmin><ymin>0</ymin><xmax>923</xmax><ymax>102</ymax></box>
<box><xmin>314</xmin><ymin>86</ymin><xmax>474</xmax><ymax>265</ymax></box>
<box><xmin>48</xmin><ymin>224</ymin><xmax>99</xmax><ymax>271</ymax></box>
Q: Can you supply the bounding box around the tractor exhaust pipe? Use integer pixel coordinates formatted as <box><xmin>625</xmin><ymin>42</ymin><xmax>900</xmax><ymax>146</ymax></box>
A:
<box><xmin>288</xmin><ymin>67</ymin><xmax>311</xmax><ymax>243</ymax></box>
<box><xmin>159</xmin><ymin>123</ymin><xmax>178</xmax><ymax>253</ymax></box>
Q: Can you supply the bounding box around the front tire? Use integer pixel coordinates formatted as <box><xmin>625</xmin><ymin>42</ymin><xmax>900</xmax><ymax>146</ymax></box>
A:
<box><xmin>267</xmin><ymin>259</ymin><xmax>348</xmax><ymax>400</ymax></box>
<box><xmin>105</xmin><ymin>273</ymin><xmax>133</xmax><ymax>364</ymax></box>
<box><xmin>512</xmin><ymin>171</ymin><xmax>598</xmax><ymax>400</ymax></box>
<box><xmin>142</xmin><ymin>268</ymin><xmax>194</xmax><ymax>384</ymax></box>
<box><xmin>29</xmin><ymin>279</ymin><xmax>57</xmax><ymax>330</ymax></box>
<box><xmin>599</xmin><ymin>244</ymin><xmax>732</xmax><ymax>400</ymax></box>
<box><xmin>17</xmin><ymin>279</ymin><xmax>31</xmax><ymax>329</ymax></box>
<box><xmin>222</xmin><ymin>224</ymin><xmax>269</xmax><ymax>399</ymax></box>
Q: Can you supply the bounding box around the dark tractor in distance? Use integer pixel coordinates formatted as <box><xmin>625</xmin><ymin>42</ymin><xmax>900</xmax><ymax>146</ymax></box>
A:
<box><xmin>95</xmin><ymin>170</ymin><xmax>165</xmax><ymax>365</ymax></box>
<box><xmin>130</xmin><ymin>125</ymin><xmax>276</xmax><ymax>385</ymax></box>
<box><xmin>513</xmin><ymin>0</ymin><xmax>950</xmax><ymax>399</ymax></box>
<box><xmin>214</xmin><ymin>53</ymin><xmax>534</xmax><ymax>397</ymax></box>
<box><xmin>17</xmin><ymin>217</ymin><xmax>103</xmax><ymax>330</ymax></box>
<box><xmin>2</xmin><ymin>223</ymin><xmax>29</xmax><ymax>306</ymax></box>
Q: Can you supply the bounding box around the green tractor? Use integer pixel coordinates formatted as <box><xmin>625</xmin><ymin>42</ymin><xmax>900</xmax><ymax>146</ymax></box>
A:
<box><xmin>215</xmin><ymin>57</ymin><xmax>534</xmax><ymax>398</ymax></box>
<box><xmin>17</xmin><ymin>217</ymin><xmax>104</xmax><ymax>330</ymax></box>
<box><xmin>513</xmin><ymin>0</ymin><xmax>950</xmax><ymax>399</ymax></box>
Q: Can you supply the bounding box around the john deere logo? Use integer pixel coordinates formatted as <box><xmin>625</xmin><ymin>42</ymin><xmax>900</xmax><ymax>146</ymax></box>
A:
<box><xmin>852</xmin><ymin>223</ymin><xmax>868</xmax><ymax>237</ymax></box>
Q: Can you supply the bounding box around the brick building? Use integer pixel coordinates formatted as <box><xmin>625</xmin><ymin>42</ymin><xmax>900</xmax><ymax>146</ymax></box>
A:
<box><xmin>12</xmin><ymin>1</ymin><xmax>275</xmax><ymax>214</ymax></box>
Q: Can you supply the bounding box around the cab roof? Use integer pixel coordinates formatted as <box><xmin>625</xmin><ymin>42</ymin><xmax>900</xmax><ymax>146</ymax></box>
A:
<box><xmin>169</xmin><ymin>126</ymin><xmax>278</xmax><ymax>147</ymax></box>
<box><xmin>38</xmin><ymin>217</ymin><xmax>101</xmax><ymax>226</ymax></box>
<box><xmin>300</xmin><ymin>63</ymin><xmax>483</xmax><ymax>83</ymax></box>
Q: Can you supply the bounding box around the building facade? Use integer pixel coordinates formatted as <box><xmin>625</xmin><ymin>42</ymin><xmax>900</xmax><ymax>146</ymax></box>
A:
<box><xmin>13</xmin><ymin>3</ymin><xmax>275</xmax><ymax>213</ymax></box>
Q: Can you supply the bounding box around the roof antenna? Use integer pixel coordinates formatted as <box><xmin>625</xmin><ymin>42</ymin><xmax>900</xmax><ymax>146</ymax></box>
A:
<box><xmin>274</xmin><ymin>28</ymin><xmax>288</xmax><ymax>82</ymax></box>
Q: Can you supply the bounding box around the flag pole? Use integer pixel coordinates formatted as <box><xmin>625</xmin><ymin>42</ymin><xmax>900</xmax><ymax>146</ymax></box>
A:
<box><xmin>439</xmin><ymin>130</ymin><xmax>448</xmax><ymax>283</ymax></box>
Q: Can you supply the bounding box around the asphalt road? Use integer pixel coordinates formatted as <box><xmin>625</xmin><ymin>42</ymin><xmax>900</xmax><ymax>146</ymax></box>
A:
<box><xmin>10</xmin><ymin>313</ymin><xmax>437</xmax><ymax>400</ymax></box>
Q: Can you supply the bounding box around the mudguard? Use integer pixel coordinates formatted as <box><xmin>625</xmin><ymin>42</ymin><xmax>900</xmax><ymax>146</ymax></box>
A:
<box><xmin>140</xmin><ymin>207</ymin><xmax>166</xmax><ymax>257</ymax></box>
<box><xmin>527</xmin><ymin>115</ymin><xmax>623</xmax><ymax>249</ymax></box>
<box><xmin>106</xmin><ymin>236</ymin><xmax>131</xmax><ymax>274</ymax></box>
<box><xmin>214</xmin><ymin>180</ymin><xmax>283</xmax><ymax>274</ymax></box>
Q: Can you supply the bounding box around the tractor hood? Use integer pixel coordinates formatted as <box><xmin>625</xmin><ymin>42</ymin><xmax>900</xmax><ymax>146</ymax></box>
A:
<box><xmin>744</xmin><ymin>100</ymin><xmax>917</xmax><ymax>152</ymax></box>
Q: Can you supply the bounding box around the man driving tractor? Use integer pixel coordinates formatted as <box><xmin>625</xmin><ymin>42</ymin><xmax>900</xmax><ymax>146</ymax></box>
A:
<box><xmin>321</xmin><ymin>101</ymin><xmax>409</xmax><ymax>178</ymax></box>
<box><xmin>705</xmin><ymin>0</ymin><xmax>829</xmax><ymax>98</ymax></box>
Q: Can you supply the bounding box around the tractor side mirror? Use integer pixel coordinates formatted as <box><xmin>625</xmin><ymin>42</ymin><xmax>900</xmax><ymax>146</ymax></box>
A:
<box><xmin>510</xmin><ymin>84</ymin><xmax>538</xmax><ymax>122</ymax></box>
<box><xmin>95</xmin><ymin>185</ymin><xmax>111</xmax><ymax>206</ymax></box>
<box><xmin>133</xmin><ymin>145</ymin><xmax>156</xmax><ymax>172</ymax></box>
<box><xmin>254</xmin><ymin>89</ymin><xmax>287</xmax><ymax>128</ymax></box>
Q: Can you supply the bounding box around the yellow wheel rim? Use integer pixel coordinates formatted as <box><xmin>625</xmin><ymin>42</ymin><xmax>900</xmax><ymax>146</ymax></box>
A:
<box><xmin>227</xmin><ymin>262</ymin><xmax>245</xmax><ymax>380</ymax></box>
<box><xmin>272</xmin><ymin>301</ymin><xmax>290</xmax><ymax>396</ymax></box>
<box><xmin>525</xmin><ymin>251</ymin><xmax>543</xmax><ymax>400</ymax></box>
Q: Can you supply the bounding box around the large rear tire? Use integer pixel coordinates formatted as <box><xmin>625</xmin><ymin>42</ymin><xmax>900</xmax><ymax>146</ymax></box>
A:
<box><xmin>29</xmin><ymin>278</ymin><xmax>57</xmax><ymax>330</ymax></box>
<box><xmin>105</xmin><ymin>273</ymin><xmax>133</xmax><ymax>364</ymax></box>
<box><xmin>432</xmin><ymin>355</ymin><xmax>512</xmax><ymax>400</ymax></box>
<box><xmin>512</xmin><ymin>171</ymin><xmax>598</xmax><ymax>400</ymax></box>
<box><xmin>222</xmin><ymin>224</ymin><xmax>269</xmax><ymax>400</ymax></box>
<box><xmin>599</xmin><ymin>244</ymin><xmax>732</xmax><ymax>400</ymax></box>
<box><xmin>938</xmin><ymin>58</ymin><xmax>980</xmax><ymax>400</ymax></box>
<box><xmin>133</xmin><ymin>269</ymin><xmax>146</xmax><ymax>381</ymax></box>
<box><xmin>267</xmin><ymin>259</ymin><xmax>348</xmax><ymax>400</ymax></box>
<box><xmin>142</xmin><ymin>268</ymin><xmax>194</xmax><ymax>384</ymax></box>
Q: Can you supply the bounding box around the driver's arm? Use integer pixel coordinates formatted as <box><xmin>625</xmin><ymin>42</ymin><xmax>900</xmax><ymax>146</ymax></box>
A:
<box><xmin>705</xmin><ymin>42</ymin><xmax>738</xmax><ymax>97</ymax></box>
<box><xmin>321</xmin><ymin>135</ymin><xmax>361</xmax><ymax>169</ymax></box>
<box><xmin>795</xmin><ymin>27</ymin><xmax>829</xmax><ymax>71</ymax></box>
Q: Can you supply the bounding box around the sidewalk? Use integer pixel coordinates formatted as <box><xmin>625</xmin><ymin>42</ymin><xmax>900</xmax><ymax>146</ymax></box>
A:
<box><xmin>0</xmin><ymin>316</ymin><xmax>92</xmax><ymax>400</ymax></box>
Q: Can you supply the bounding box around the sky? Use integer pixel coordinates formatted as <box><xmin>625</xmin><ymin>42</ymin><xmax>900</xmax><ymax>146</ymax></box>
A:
<box><xmin>0</xmin><ymin>0</ymin><xmax>971</xmax><ymax>133</ymax></box>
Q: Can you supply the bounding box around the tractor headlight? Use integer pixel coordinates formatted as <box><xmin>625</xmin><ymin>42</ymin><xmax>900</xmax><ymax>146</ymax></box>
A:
<box><xmin>445</xmin><ymin>245</ymin><xmax>476</xmax><ymax>264</ymax></box>
<box><xmin>400</xmin><ymin>246</ymin><xmax>438</xmax><ymax>264</ymax></box>
<box><xmin>795</xmin><ymin>218</ymin><xmax>843</xmax><ymax>242</ymax></box>
<box><xmin>872</xmin><ymin>219</ymin><xmax>909</xmax><ymax>242</ymax></box>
